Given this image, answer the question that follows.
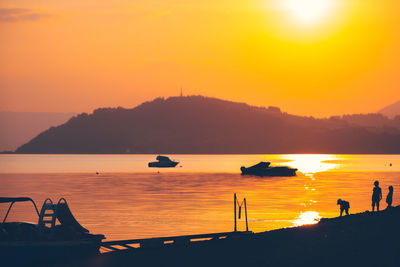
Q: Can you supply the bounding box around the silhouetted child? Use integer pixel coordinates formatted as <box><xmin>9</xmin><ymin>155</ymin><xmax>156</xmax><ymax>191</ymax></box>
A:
<box><xmin>337</xmin><ymin>199</ymin><xmax>350</xmax><ymax>216</ymax></box>
<box><xmin>372</xmin><ymin>180</ymin><xmax>382</xmax><ymax>212</ymax></box>
<box><xmin>386</xmin><ymin>186</ymin><xmax>393</xmax><ymax>209</ymax></box>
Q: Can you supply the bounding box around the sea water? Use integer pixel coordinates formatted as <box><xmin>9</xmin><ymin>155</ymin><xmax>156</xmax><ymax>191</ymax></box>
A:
<box><xmin>1</xmin><ymin>154</ymin><xmax>399</xmax><ymax>240</ymax></box>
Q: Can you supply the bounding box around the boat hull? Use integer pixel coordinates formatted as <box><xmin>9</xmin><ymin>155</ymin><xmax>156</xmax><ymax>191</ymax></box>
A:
<box><xmin>148</xmin><ymin>161</ymin><xmax>179</xmax><ymax>168</ymax></box>
<box><xmin>241</xmin><ymin>167</ymin><xmax>297</xmax><ymax>177</ymax></box>
<box><xmin>0</xmin><ymin>240</ymin><xmax>101</xmax><ymax>265</ymax></box>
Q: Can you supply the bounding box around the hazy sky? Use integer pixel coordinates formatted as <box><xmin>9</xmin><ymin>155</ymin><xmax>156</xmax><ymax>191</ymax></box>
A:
<box><xmin>1</xmin><ymin>0</ymin><xmax>399</xmax><ymax>117</ymax></box>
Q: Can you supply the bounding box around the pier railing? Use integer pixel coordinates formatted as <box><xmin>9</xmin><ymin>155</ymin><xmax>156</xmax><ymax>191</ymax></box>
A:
<box><xmin>100</xmin><ymin>231</ymin><xmax>252</xmax><ymax>252</ymax></box>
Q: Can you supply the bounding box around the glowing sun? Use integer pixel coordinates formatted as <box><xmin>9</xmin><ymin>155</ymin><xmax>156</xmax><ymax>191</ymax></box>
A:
<box><xmin>281</xmin><ymin>0</ymin><xmax>334</xmax><ymax>24</ymax></box>
<box><xmin>293</xmin><ymin>211</ymin><xmax>321</xmax><ymax>226</ymax></box>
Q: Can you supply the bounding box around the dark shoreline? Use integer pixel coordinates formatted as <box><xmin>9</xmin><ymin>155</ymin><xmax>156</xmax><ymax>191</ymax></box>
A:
<box><xmin>48</xmin><ymin>206</ymin><xmax>400</xmax><ymax>267</ymax></box>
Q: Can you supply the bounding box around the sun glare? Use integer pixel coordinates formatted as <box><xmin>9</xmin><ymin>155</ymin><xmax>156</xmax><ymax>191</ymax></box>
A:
<box><xmin>281</xmin><ymin>0</ymin><xmax>334</xmax><ymax>24</ymax></box>
<box><xmin>293</xmin><ymin>211</ymin><xmax>321</xmax><ymax>226</ymax></box>
<box><xmin>281</xmin><ymin>154</ymin><xmax>340</xmax><ymax>174</ymax></box>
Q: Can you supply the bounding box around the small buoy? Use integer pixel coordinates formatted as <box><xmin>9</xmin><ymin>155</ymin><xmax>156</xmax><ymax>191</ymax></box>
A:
<box><xmin>389</xmin><ymin>163</ymin><xmax>392</xmax><ymax>167</ymax></box>
<box><xmin>96</xmin><ymin>172</ymin><xmax>99</xmax><ymax>175</ymax></box>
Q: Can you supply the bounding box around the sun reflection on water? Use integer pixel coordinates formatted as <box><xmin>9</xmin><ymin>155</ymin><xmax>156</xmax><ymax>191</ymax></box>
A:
<box><xmin>281</xmin><ymin>154</ymin><xmax>341</xmax><ymax>174</ymax></box>
<box><xmin>293</xmin><ymin>211</ymin><xmax>321</xmax><ymax>226</ymax></box>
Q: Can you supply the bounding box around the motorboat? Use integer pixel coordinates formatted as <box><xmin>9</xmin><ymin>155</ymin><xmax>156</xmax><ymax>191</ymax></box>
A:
<box><xmin>148</xmin><ymin>155</ymin><xmax>179</xmax><ymax>168</ymax></box>
<box><xmin>240</xmin><ymin>162</ymin><xmax>297</xmax><ymax>177</ymax></box>
<box><xmin>0</xmin><ymin>197</ymin><xmax>105</xmax><ymax>265</ymax></box>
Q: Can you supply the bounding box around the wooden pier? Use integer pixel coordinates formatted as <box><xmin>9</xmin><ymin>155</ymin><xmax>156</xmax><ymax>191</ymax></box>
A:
<box><xmin>101</xmin><ymin>193</ymin><xmax>251</xmax><ymax>253</ymax></box>
<box><xmin>100</xmin><ymin>231</ymin><xmax>252</xmax><ymax>252</ymax></box>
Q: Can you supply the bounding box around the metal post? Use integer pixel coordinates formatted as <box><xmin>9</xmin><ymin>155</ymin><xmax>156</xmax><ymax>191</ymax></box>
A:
<box><xmin>234</xmin><ymin>193</ymin><xmax>237</xmax><ymax>232</ymax></box>
<box><xmin>244</xmin><ymin>198</ymin><xmax>248</xmax><ymax>232</ymax></box>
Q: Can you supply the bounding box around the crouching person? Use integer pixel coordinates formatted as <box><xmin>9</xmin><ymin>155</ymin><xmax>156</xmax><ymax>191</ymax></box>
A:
<box><xmin>337</xmin><ymin>199</ymin><xmax>350</xmax><ymax>217</ymax></box>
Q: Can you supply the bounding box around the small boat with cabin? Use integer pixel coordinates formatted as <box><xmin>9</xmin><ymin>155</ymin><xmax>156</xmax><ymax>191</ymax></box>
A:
<box><xmin>148</xmin><ymin>155</ymin><xmax>179</xmax><ymax>168</ymax></box>
<box><xmin>0</xmin><ymin>197</ymin><xmax>104</xmax><ymax>265</ymax></box>
<box><xmin>240</xmin><ymin>162</ymin><xmax>297</xmax><ymax>177</ymax></box>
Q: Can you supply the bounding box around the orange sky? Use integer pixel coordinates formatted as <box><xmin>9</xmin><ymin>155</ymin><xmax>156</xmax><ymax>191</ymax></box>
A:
<box><xmin>0</xmin><ymin>0</ymin><xmax>399</xmax><ymax>117</ymax></box>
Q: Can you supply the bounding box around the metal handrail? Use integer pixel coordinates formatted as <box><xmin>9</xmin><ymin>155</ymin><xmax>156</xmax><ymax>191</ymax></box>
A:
<box><xmin>2</xmin><ymin>197</ymin><xmax>69</xmax><ymax>225</ymax></box>
<box><xmin>42</xmin><ymin>198</ymin><xmax>53</xmax><ymax>206</ymax></box>
<box><xmin>57</xmin><ymin>198</ymin><xmax>67</xmax><ymax>205</ymax></box>
<box><xmin>2</xmin><ymin>197</ymin><xmax>40</xmax><ymax>223</ymax></box>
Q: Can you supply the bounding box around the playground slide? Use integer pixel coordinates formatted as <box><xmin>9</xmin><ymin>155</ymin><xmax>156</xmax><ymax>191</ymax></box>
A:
<box><xmin>56</xmin><ymin>203</ymin><xmax>89</xmax><ymax>233</ymax></box>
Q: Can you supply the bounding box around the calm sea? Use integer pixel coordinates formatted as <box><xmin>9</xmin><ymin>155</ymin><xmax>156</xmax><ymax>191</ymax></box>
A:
<box><xmin>1</xmin><ymin>154</ymin><xmax>399</xmax><ymax>241</ymax></box>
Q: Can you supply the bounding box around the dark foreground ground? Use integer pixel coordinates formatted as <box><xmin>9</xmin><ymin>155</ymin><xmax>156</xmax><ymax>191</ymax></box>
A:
<box><xmin>44</xmin><ymin>206</ymin><xmax>400</xmax><ymax>267</ymax></box>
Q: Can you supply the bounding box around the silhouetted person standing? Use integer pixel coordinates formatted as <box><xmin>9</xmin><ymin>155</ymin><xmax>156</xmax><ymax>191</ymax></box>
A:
<box><xmin>386</xmin><ymin>186</ymin><xmax>393</xmax><ymax>209</ymax></box>
<box><xmin>372</xmin><ymin>181</ymin><xmax>382</xmax><ymax>212</ymax></box>
<box><xmin>337</xmin><ymin>199</ymin><xmax>350</xmax><ymax>216</ymax></box>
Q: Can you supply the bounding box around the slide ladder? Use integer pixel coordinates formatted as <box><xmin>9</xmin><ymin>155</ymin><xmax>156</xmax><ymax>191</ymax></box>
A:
<box><xmin>38</xmin><ymin>198</ymin><xmax>57</xmax><ymax>228</ymax></box>
<box><xmin>37</xmin><ymin>197</ymin><xmax>89</xmax><ymax>232</ymax></box>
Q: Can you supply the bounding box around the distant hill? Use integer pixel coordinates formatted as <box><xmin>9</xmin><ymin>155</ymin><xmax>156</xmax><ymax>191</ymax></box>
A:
<box><xmin>0</xmin><ymin>111</ymin><xmax>75</xmax><ymax>151</ymax></box>
<box><xmin>326</xmin><ymin>113</ymin><xmax>400</xmax><ymax>133</ymax></box>
<box><xmin>15</xmin><ymin>96</ymin><xmax>400</xmax><ymax>154</ymax></box>
<box><xmin>379</xmin><ymin>100</ymin><xmax>400</xmax><ymax>119</ymax></box>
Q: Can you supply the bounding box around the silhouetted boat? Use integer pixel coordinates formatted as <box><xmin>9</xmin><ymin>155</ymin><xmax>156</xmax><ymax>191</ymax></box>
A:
<box><xmin>0</xmin><ymin>197</ymin><xmax>104</xmax><ymax>265</ymax></box>
<box><xmin>148</xmin><ymin>155</ymin><xmax>179</xmax><ymax>168</ymax></box>
<box><xmin>240</xmin><ymin>162</ymin><xmax>297</xmax><ymax>177</ymax></box>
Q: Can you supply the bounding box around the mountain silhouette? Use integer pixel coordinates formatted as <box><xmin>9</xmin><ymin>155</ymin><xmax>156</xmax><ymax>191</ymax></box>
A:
<box><xmin>15</xmin><ymin>96</ymin><xmax>400</xmax><ymax>154</ymax></box>
<box><xmin>378</xmin><ymin>100</ymin><xmax>400</xmax><ymax>119</ymax></box>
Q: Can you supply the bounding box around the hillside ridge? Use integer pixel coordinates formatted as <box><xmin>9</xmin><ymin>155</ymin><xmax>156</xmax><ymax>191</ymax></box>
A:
<box><xmin>15</xmin><ymin>96</ymin><xmax>400</xmax><ymax>154</ymax></box>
